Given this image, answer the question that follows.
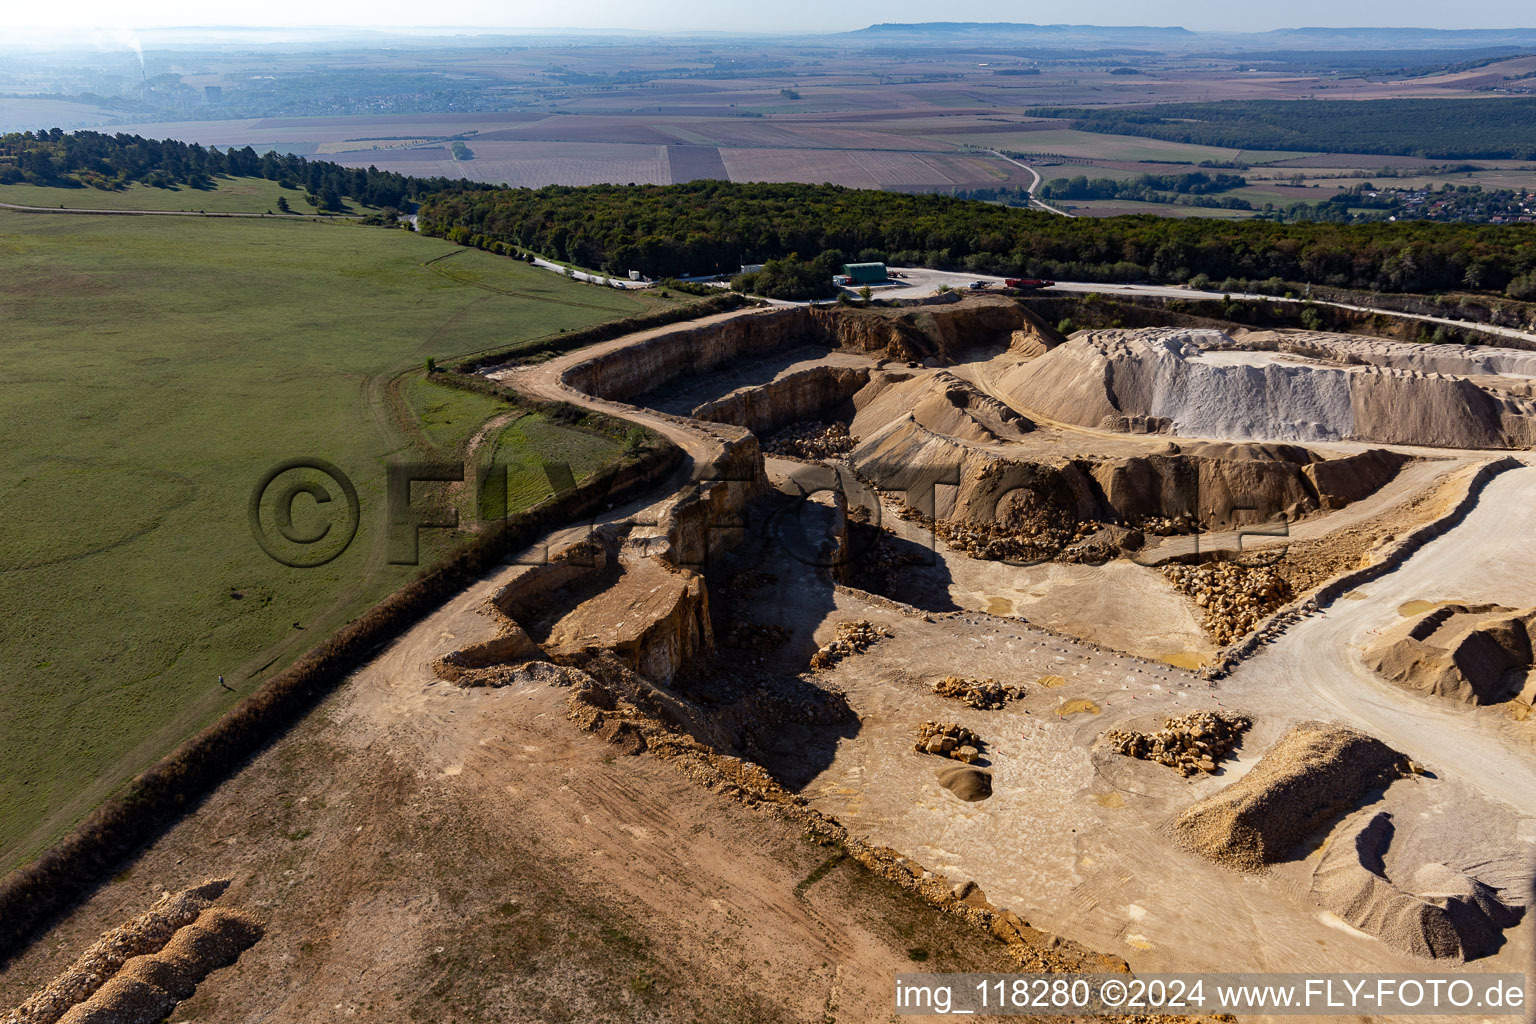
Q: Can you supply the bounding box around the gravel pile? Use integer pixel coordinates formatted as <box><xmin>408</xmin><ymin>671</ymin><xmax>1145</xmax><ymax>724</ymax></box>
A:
<box><xmin>1163</xmin><ymin>562</ymin><xmax>1292</xmax><ymax>646</ymax></box>
<box><xmin>56</xmin><ymin>909</ymin><xmax>263</xmax><ymax>1024</ymax></box>
<box><xmin>1104</xmin><ymin>710</ymin><xmax>1251</xmax><ymax>776</ymax></box>
<box><xmin>6</xmin><ymin>880</ymin><xmax>230</xmax><ymax>1024</ymax></box>
<box><xmin>914</xmin><ymin>721</ymin><xmax>986</xmax><ymax>763</ymax></box>
<box><xmin>931</xmin><ymin>676</ymin><xmax>1024</xmax><ymax>710</ymax></box>
<box><xmin>763</xmin><ymin>421</ymin><xmax>857</xmax><ymax>460</ymax></box>
<box><xmin>1172</xmin><ymin>721</ymin><xmax>1404</xmax><ymax>871</ymax></box>
<box><xmin>809</xmin><ymin>620</ymin><xmax>892</xmax><ymax>670</ymax></box>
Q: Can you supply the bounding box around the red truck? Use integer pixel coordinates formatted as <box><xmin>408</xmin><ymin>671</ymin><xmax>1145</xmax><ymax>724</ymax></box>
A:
<box><xmin>1004</xmin><ymin>278</ymin><xmax>1055</xmax><ymax>290</ymax></box>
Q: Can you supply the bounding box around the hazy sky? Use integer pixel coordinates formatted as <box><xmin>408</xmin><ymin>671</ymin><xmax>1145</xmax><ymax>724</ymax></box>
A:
<box><xmin>12</xmin><ymin>0</ymin><xmax>1533</xmax><ymax>34</ymax></box>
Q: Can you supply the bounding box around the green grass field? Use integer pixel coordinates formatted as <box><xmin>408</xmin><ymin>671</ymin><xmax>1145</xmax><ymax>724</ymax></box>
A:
<box><xmin>481</xmin><ymin>413</ymin><xmax>627</xmax><ymax>518</ymax></box>
<box><xmin>0</xmin><ymin>209</ymin><xmax>683</xmax><ymax>868</ymax></box>
<box><xmin>0</xmin><ymin>176</ymin><xmax>358</xmax><ymax>215</ymax></box>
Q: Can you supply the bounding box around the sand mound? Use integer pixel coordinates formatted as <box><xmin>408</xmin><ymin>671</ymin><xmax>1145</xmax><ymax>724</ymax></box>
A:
<box><xmin>1311</xmin><ymin>811</ymin><xmax>1522</xmax><ymax>960</ymax></box>
<box><xmin>937</xmin><ymin>766</ymin><xmax>993</xmax><ymax>802</ymax></box>
<box><xmin>5</xmin><ymin>879</ymin><xmax>230</xmax><ymax>1024</ymax></box>
<box><xmin>999</xmin><ymin>328</ymin><xmax>1536</xmax><ymax>448</ymax></box>
<box><xmin>851</xmin><ymin>369</ymin><xmax>1032</xmax><ymax>445</ymax></box>
<box><xmin>1365</xmin><ymin>603</ymin><xmax>1536</xmax><ymax>706</ymax></box>
<box><xmin>1171</xmin><ymin>721</ymin><xmax>1403</xmax><ymax>871</ymax></box>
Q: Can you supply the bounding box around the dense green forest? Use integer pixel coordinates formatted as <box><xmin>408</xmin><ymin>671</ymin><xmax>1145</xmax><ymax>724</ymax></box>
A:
<box><xmin>1026</xmin><ymin>99</ymin><xmax>1536</xmax><ymax>159</ymax></box>
<box><xmin>1038</xmin><ymin>171</ymin><xmax>1252</xmax><ymax>209</ymax></box>
<box><xmin>418</xmin><ymin>181</ymin><xmax>1536</xmax><ymax>297</ymax></box>
<box><xmin>0</xmin><ymin>129</ymin><xmax>476</xmax><ymax>210</ymax></box>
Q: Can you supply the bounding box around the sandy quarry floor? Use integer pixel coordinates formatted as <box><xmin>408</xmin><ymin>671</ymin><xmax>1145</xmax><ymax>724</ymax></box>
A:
<box><xmin>733</xmin><ymin>461</ymin><xmax>1536</xmax><ymax>998</ymax></box>
<box><xmin>0</xmin><ymin>551</ymin><xmax>1020</xmax><ymax>1023</ymax></box>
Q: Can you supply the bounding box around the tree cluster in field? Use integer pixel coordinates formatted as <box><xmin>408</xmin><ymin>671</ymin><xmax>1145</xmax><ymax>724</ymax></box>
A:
<box><xmin>417</xmin><ymin>180</ymin><xmax>1536</xmax><ymax>297</ymax></box>
<box><xmin>1039</xmin><ymin>171</ymin><xmax>1252</xmax><ymax>208</ymax></box>
<box><xmin>0</xmin><ymin>129</ymin><xmax>478</xmax><ymax>212</ymax></box>
<box><xmin>1027</xmin><ymin>98</ymin><xmax>1536</xmax><ymax>160</ymax></box>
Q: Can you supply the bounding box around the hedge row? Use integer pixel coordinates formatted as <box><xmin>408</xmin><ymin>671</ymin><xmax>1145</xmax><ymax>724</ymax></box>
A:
<box><xmin>0</xmin><ymin>387</ymin><xmax>684</xmax><ymax>963</ymax></box>
<box><xmin>455</xmin><ymin>291</ymin><xmax>749</xmax><ymax>373</ymax></box>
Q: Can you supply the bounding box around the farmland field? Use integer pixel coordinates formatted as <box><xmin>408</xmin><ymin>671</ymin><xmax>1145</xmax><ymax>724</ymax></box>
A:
<box><xmin>336</xmin><ymin>140</ymin><xmax>673</xmax><ymax>186</ymax></box>
<box><xmin>929</xmin><ymin>127</ymin><xmax>1313</xmax><ymax>165</ymax></box>
<box><xmin>0</xmin><ymin>209</ymin><xmax>679</xmax><ymax>869</ymax></box>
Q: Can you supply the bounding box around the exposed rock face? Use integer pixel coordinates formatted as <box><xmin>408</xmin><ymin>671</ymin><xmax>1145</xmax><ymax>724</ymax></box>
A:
<box><xmin>692</xmin><ymin>365</ymin><xmax>870</xmax><ymax>437</ymax></box>
<box><xmin>433</xmin><ymin>629</ymin><xmax>542</xmax><ymax>683</ymax></box>
<box><xmin>852</xmin><ymin>421</ymin><xmax>1408</xmax><ymax>540</ymax></box>
<box><xmin>999</xmin><ymin>328</ymin><xmax>1536</xmax><ymax>449</ymax></box>
<box><xmin>1095</xmin><ymin>441</ymin><xmax>1409</xmax><ymax>526</ymax></box>
<box><xmin>638</xmin><ymin>434</ymin><xmax>769</xmax><ymax>569</ymax></box>
<box><xmin>543</xmin><ymin>555</ymin><xmax>713</xmax><ymax>685</ymax></box>
<box><xmin>1310</xmin><ymin>811</ymin><xmax>1523</xmax><ymax>960</ymax></box>
<box><xmin>1171</xmin><ymin>721</ymin><xmax>1404</xmax><ymax>871</ymax></box>
<box><xmin>561</xmin><ymin>297</ymin><xmax>1049</xmax><ymax>403</ymax></box>
<box><xmin>563</xmin><ymin>308</ymin><xmax>810</xmax><ymax>402</ymax></box>
<box><xmin>811</xmin><ymin>295</ymin><xmax>1048</xmax><ymax>363</ymax></box>
<box><xmin>488</xmin><ymin>541</ymin><xmax>608</xmax><ymax>623</ymax></box>
<box><xmin>1364</xmin><ymin>603</ymin><xmax>1536</xmax><ymax>705</ymax></box>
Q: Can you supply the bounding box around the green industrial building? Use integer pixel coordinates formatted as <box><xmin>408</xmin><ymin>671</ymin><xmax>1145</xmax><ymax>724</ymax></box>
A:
<box><xmin>841</xmin><ymin>262</ymin><xmax>887</xmax><ymax>284</ymax></box>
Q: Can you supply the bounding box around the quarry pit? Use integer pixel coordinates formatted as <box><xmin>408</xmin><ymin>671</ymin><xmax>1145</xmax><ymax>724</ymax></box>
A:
<box><xmin>480</xmin><ymin>294</ymin><xmax>1536</xmax><ymax>976</ymax></box>
<box><xmin>11</xmin><ymin>293</ymin><xmax>1536</xmax><ymax>1021</ymax></box>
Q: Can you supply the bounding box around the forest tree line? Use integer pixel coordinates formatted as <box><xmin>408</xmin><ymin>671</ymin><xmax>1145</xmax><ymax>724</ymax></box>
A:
<box><xmin>1026</xmin><ymin>99</ymin><xmax>1536</xmax><ymax>160</ymax></box>
<box><xmin>417</xmin><ymin>180</ymin><xmax>1536</xmax><ymax>298</ymax></box>
<box><xmin>0</xmin><ymin>129</ymin><xmax>476</xmax><ymax>211</ymax></box>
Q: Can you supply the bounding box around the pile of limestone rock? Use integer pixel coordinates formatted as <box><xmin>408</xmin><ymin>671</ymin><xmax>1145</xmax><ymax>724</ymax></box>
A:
<box><xmin>724</xmin><ymin>619</ymin><xmax>790</xmax><ymax>654</ymax></box>
<box><xmin>898</xmin><ymin>505</ymin><xmax>1076</xmax><ymax>565</ymax></box>
<box><xmin>764</xmin><ymin>421</ymin><xmax>857</xmax><ymax>460</ymax></box>
<box><xmin>1162</xmin><ymin>562</ymin><xmax>1292</xmax><ymax>645</ymax></box>
<box><xmin>809</xmin><ymin>619</ymin><xmax>893</xmax><ymax>669</ymax></box>
<box><xmin>1103</xmin><ymin>710</ymin><xmax>1251</xmax><ymax>776</ymax></box>
<box><xmin>932</xmin><ymin>675</ymin><xmax>1025</xmax><ymax>710</ymax></box>
<box><xmin>914</xmin><ymin>721</ymin><xmax>985</xmax><ymax>763</ymax></box>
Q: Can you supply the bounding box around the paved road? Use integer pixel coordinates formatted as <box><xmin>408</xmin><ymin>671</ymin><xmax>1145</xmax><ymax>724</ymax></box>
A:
<box><xmin>987</xmin><ymin>150</ymin><xmax>1075</xmax><ymax>218</ymax></box>
<box><xmin>527</xmin><ymin>255</ymin><xmax>649</xmax><ymax>290</ymax></box>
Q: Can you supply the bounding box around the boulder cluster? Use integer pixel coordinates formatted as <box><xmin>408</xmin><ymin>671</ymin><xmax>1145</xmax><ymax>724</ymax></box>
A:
<box><xmin>914</xmin><ymin>721</ymin><xmax>985</xmax><ymax>763</ymax></box>
<box><xmin>809</xmin><ymin>619</ymin><xmax>893</xmax><ymax>669</ymax></box>
<box><xmin>1163</xmin><ymin>561</ymin><xmax>1292</xmax><ymax>645</ymax></box>
<box><xmin>898</xmin><ymin>504</ymin><xmax>1076</xmax><ymax>565</ymax></box>
<box><xmin>932</xmin><ymin>675</ymin><xmax>1025</xmax><ymax>710</ymax></box>
<box><xmin>764</xmin><ymin>421</ymin><xmax>857</xmax><ymax>460</ymax></box>
<box><xmin>1103</xmin><ymin>710</ymin><xmax>1252</xmax><ymax>776</ymax></box>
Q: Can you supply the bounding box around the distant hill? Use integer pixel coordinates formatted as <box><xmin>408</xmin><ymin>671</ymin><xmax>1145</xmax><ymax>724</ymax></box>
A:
<box><xmin>838</xmin><ymin>21</ymin><xmax>1536</xmax><ymax>52</ymax></box>
<box><xmin>840</xmin><ymin>22</ymin><xmax>1197</xmax><ymax>47</ymax></box>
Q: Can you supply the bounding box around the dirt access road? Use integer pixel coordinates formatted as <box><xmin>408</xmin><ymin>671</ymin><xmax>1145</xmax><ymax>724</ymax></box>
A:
<box><xmin>1228</xmin><ymin>461</ymin><xmax>1536</xmax><ymax>816</ymax></box>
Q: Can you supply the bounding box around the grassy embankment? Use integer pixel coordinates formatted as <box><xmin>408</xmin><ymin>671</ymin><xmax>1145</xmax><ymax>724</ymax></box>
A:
<box><xmin>0</xmin><ymin>205</ymin><xmax>692</xmax><ymax>868</ymax></box>
<box><xmin>0</xmin><ymin>175</ymin><xmax>367</xmax><ymax>215</ymax></box>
